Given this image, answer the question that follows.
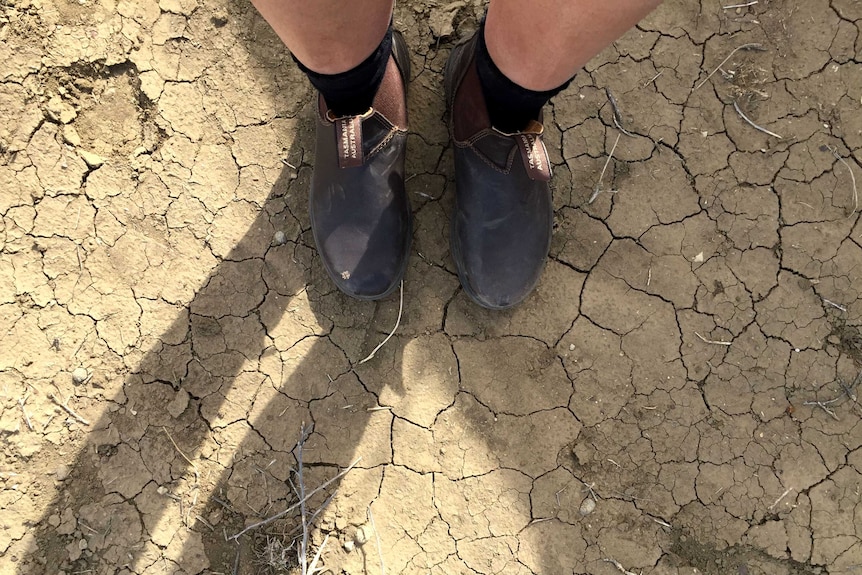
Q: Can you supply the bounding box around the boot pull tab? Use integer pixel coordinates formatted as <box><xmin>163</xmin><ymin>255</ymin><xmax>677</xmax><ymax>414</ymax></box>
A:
<box><xmin>515</xmin><ymin>121</ymin><xmax>551</xmax><ymax>182</ymax></box>
<box><xmin>335</xmin><ymin>115</ymin><xmax>364</xmax><ymax>169</ymax></box>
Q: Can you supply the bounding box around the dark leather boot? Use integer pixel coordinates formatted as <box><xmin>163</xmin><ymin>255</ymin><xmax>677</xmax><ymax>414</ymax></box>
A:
<box><xmin>445</xmin><ymin>33</ymin><xmax>554</xmax><ymax>309</ymax></box>
<box><xmin>309</xmin><ymin>31</ymin><xmax>411</xmax><ymax>300</ymax></box>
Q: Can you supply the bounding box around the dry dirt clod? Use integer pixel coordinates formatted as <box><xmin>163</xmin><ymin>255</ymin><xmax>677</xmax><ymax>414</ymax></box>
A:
<box><xmin>62</xmin><ymin>126</ymin><xmax>82</xmax><ymax>146</ymax></box>
<box><xmin>272</xmin><ymin>230</ymin><xmax>287</xmax><ymax>246</ymax></box>
<box><xmin>166</xmin><ymin>389</ymin><xmax>190</xmax><ymax>418</ymax></box>
<box><xmin>210</xmin><ymin>8</ymin><xmax>228</xmax><ymax>26</ymax></box>
<box><xmin>78</xmin><ymin>150</ymin><xmax>105</xmax><ymax>168</ymax></box>
<box><xmin>579</xmin><ymin>497</ymin><xmax>596</xmax><ymax>516</ymax></box>
<box><xmin>353</xmin><ymin>524</ymin><xmax>370</xmax><ymax>546</ymax></box>
<box><xmin>342</xmin><ymin>539</ymin><xmax>355</xmax><ymax>552</ymax></box>
<box><xmin>46</xmin><ymin>95</ymin><xmax>77</xmax><ymax>124</ymax></box>
<box><xmin>54</xmin><ymin>465</ymin><xmax>70</xmax><ymax>481</ymax></box>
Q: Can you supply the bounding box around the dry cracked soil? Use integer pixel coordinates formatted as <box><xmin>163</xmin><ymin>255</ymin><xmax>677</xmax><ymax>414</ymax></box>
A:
<box><xmin>2</xmin><ymin>0</ymin><xmax>862</xmax><ymax>574</ymax></box>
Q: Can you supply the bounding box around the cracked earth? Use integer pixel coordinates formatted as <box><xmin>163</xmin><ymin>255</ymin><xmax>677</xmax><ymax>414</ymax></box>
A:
<box><xmin>2</xmin><ymin>0</ymin><xmax>862</xmax><ymax>574</ymax></box>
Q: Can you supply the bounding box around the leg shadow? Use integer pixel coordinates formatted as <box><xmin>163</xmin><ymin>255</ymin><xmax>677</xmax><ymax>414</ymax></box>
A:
<box><xmin>16</xmin><ymin>2</ymin><xmax>589</xmax><ymax>574</ymax></box>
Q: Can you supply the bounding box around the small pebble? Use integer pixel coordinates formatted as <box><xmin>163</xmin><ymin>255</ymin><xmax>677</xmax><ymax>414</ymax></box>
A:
<box><xmin>579</xmin><ymin>496</ymin><xmax>596</xmax><ymax>516</ymax></box>
<box><xmin>353</xmin><ymin>525</ymin><xmax>369</xmax><ymax>546</ymax></box>
<box><xmin>569</xmin><ymin>344</ymin><xmax>575</xmax><ymax>351</ymax></box>
<box><xmin>342</xmin><ymin>540</ymin><xmax>355</xmax><ymax>552</ymax></box>
<box><xmin>273</xmin><ymin>230</ymin><xmax>287</xmax><ymax>246</ymax></box>
<box><xmin>54</xmin><ymin>464</ymin><xmax>70</xmax><ymax>481</ymax></box>
<box><xmin>78</xmin><ymin>538</ymin><xmax>88</xmax><ymax>550</ymax></box>
<box><xmin>71</xmin><ymin>367</ymin><xmax>89</xmax><ymax>384</ymax></box>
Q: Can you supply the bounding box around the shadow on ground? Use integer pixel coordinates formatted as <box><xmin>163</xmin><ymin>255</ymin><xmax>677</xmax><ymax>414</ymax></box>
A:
<box><xmin>16</xmin><ymin>1</ymin><xmax>580</xmax><ymax>574</ymax></box>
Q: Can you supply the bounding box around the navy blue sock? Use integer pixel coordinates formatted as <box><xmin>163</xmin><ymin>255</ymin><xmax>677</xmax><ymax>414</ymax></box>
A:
<box><xmin>475</xmin><ymin>23</ymin><xmax>572</xmax><ymax>132</ymax></box>
<box><xmin>293</xmin><ymin>26</ymin><xmax>393</xmax><ymax>117</ymax></box>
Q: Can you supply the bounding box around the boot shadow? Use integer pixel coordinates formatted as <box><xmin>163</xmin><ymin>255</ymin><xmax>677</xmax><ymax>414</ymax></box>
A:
<box><xmin>17</xmin><ymin>2</ymin><xmax>573</xmax><ymax>573</ymax></box>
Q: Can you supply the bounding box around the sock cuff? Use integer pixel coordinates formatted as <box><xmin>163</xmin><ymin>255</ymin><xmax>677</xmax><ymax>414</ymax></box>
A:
<box><xmin>293</xmin><ymin>25</ymin><xmax>393</xmax><ymax>116</ymax></box>
<box><xmin>475</xmin><ymin>21</ymin><xmax>572</xmax><ymax>131</ymax></box>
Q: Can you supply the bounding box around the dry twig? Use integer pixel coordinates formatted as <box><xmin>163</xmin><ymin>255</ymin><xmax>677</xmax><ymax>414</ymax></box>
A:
<box><xmin>232</xmin><ymin>545</ymin><xmax>241</xmax><ymax>575</ymax></box>
<box><xmin>694</xmin><ymin>331</ymin><xmax>732</xmax><ymax>346</ymax></box>
<box><xmin>841</xmin><ymin>370</ymin><xmax>861</xmax><ymax>402</ymax></box>
<box><xmin>367</xmin><ymin>505</ymin><xmax>386</xmax><ymax>575</ymax></box>
<box><xmin>358</xmin><ymin>281</ymin><xmax>404</xmax><ymax>365</ymax></box>
<box><xmin>276</xmin><ymin>491</ymin><xmax>338</xmax><ymax>544</ymax></box>
<box><xmin>803</xmin><ymin>397</ymin><xmax>841</xmax><ymax>421</ymax></box>
<box><xmin>229</xmin><ymin>457</ymin><xmax>362</xmax><ymax>541</ymax></box>
<box><xmin>47</xmin><ymin>393</ymin><xmax>90</xmax><ymax>425</ymax></box>
<box><xmin>527</xmin><ymin>516</ymin><xmax>555</xmax><ymax>525</ymax></box>
<box><xmin>18</xmin><ymin>397</ymin><xmax>33</xmax><ymax>431</ymax></box>
<box><xmin>555</xmin><ymin>485</ymin><xmax>567</xmax><ymax>508</ymax></box>
<box><xmin>244</xmin><ymin>428</ymin><xmax>343</xmax><ymax>574</ymax></box>
<box><xmin>823</xmin><ymin>298</ymin><xmax>847</xmax><ymax>313</ymax></box>
<box><xmin>643</xmin><ymin>71</ymin><xmax>662</xmax><ymax>88</ymax></box>
<box><xmin>291</xmin><ymin>425</ymin><xmax>312</xmax><ymax>575</ymax></box>
<box><xmin>838</xmin><ymin>380</ymin><xmax>857</xmax><ymax>403</ymax></box>
<box><xmin>307</xmin><ymin>533</ymin><xmax>330</xmax><ymax>575</ymax></box>
<box><xmin>603</xmin><ymin>557</ymin><xmax>639</xmax><ymax>575</ymax></box>
<box><xmin>693</xmin><ymin>43</ymin><xmax>765</xmax><ymax>91</ymax></box>
<box><xmin>194</xmin><ymin>514</ymin><xmax>215</xmax><ymax>531</ymax></box>
<box><xmin>163</xmin><ymin>426</ymin><xmax>200</xmax><ymax>484</ymax></box>
<box><xmin>732</xmin><ymin>100</ymin><xmax>783</xmax><ymax>139</ymax></box>
<box><xmin>768</xmin><ymin>486</ymin><xmax>794</xmax><ymax>511</ymax></box>
<box><xmin>605</xmin><ymin>88</ymin><xmax>636</xmax><ymax>137</ymax></box>
<box><xmin>589</xmin><ymin>133</ymin><xmax>622</xmax><ymax>204</ymax></box>
<box><xmin>580</xmin><ymin>479</ymin><xmax>599</xmax><ymax>501</ymax></box>
<box><xmin>832</xmin><ymin>372</ymin><xmax>861</xmax><ymax>417</ymax></box>
<box><xmin>823</xmin><ymin>145</ymin><xmax>858</xmax><ymax>215</ymax></box>
<box><xmin>722</xmin><ymin>1</ymin><xmax>758</xmax><ymax>8</ymax></box>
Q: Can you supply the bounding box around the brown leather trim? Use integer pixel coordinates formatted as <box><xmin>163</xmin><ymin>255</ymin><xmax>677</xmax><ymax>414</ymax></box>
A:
<box><xmin>445</xmin><ymin>35</ymin><xmax>481</xmax><ymax>127</ymax></box>
<box><xmin>317</xmin><ymin>93</ymin><xmax>328</xmax><ymax>123</ymax></box>
<box><xmin>449</xmin><ymin>41</ymin><xmax>491</xmax><ymax>143</ymax></box>
<box><xmin>372</xmin><ymin>57</ymin><xmax>407</xmax><ymax>129</ymax></box>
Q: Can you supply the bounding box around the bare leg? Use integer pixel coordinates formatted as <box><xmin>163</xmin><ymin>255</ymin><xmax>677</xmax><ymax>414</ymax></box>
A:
<box><xmin>485</xmin><ymin>0</ymin><xmax>662</xmax><ymax>91</ymax></box>
<box><xmin>250</xmin><ymin>0</ymin><xmax>394</xmax><ymax>74</ymax></box>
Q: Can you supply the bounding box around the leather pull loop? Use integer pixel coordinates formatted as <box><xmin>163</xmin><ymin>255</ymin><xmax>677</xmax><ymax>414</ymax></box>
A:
<box><xmin>330</xmin><ymin>112</ymin><xmax>367</xmax><ymax>169</ymax></box>
<box><xmin>515</xmin><ymin>130</ymin><xmax>551</xmax><ymax>182</ymax></box>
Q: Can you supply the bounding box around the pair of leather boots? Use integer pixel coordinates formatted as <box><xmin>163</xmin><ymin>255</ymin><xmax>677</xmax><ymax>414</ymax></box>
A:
<box><xmin>309</xmin><ymin>30</ymin><xmax>553</xmax><ymax>309</ymax></box>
